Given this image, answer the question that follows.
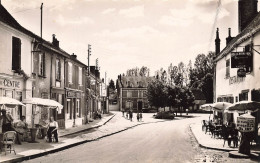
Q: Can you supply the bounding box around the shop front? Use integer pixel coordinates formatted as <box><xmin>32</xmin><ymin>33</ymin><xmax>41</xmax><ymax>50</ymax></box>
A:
<box><xmin>65</xmin><ymin>89</ymin><xmax>83</xmax><ymax>128</ymax></box>
<box><xmin>0</xmin><ymin>76</ymin><xmax>31</xmax><ymax>122</ymax></box>
<box><xmin>51</xmin><ymin>88</ymin><xmax>65</xmax><ymax>128</ymax></box>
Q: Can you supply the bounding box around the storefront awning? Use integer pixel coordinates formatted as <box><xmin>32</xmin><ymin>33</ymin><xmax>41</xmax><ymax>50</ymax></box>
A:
<box><xmin>0</xmin><ymin>96</ymin><xmax>25</xmax><ymax>108</ymax></box>
<box><xmin>23</xmin><ymin>98</ymin><xmax>63</xmax><ymax>110</ymax></box>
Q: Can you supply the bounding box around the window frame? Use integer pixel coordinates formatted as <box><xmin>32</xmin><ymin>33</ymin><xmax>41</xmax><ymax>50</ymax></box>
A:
<box><xmin>39</xmin><ymin>53</ymin><xmax>46</xmax><ymax>77</ymax></box>
<box><xmin>226</xmin><ymin>59</ymin><xmax>230</xmax><ymax>78</ymax></box>
<box><xmin>56</xmin><ymin>58</ymin><xmax>61</xmax><ymax>81</ymax></box>
<box><xmin>68</xmin><ymin>62</ymin><xmax>73</xmax><ymax>84</ymax></box>
<box><xmin>78</xmin><ymin>67</ymin><xmax>82</xmax><ymax>86</ymax></box>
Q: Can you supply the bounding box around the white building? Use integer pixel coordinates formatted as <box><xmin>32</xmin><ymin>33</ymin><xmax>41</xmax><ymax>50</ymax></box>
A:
<box><xmin>0</xmin><ymin>4</ymin><xmax>33</xmax><ymax>123</ymax></box>
<box><xmin>214</xmin><ymin>0</ymin><xmax>260</xmax><ymax>124</ymax></box>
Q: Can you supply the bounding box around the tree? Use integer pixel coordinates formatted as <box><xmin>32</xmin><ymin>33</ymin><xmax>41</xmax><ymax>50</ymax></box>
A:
<box><xmin>147</xmin><ymin>80</ymin><xmax>167</xmax><ymax>112</ymax></box>
<box><xmin>108</xmin><ymin>79</ymin><xmax>115</xmax><ymax>90</ymax></box>
<box><xmin>166</xmin><ymin>85</ymin><xmax>180</xmax><ymax>110</ymax></box>
<box><xmin>139</xmin><ymin>66</ymin><xmax>149</xmax><ymax>77</ymax></box>
<box><xmin>177</xmin><ymin>86</ymin><xmax>195</xmax><ymax>116</ymax></box>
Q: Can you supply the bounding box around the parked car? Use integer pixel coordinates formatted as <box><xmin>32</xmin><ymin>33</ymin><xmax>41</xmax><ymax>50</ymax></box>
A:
<box><xmin>154</xmin><ymin>111</ymin><xmax>175</xmax><ymax>119</ymax></box>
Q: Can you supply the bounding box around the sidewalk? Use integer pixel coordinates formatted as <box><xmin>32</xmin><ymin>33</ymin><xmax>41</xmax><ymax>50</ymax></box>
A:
<box><xmin>190</xmin><ymin>122</ymin><xmax>260</xmax><ymax>155</ymax></box>
<box><xmin>0</xmin><ymin>113</ymin><xmax>115</xmax><ymax>163</ymax></box>
<box><xmin>0</xmin><ymin>112</ymin><xmax>166</xmax><ymax>163</ymax></box>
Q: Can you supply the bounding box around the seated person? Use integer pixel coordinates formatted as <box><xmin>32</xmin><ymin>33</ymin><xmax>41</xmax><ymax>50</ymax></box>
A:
<box><xmin>47</xmin><ymin>117</ymin><xmax>58</xmax><ymax>142</ymax></box>
<box><xmin>15</xmin><ymin>116</ymin><xmax>28</xmax><ymax>141</ymax></box>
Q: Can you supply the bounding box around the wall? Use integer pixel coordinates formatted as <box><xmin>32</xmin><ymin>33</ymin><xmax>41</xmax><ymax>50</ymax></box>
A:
<box><xmin>215</xmin><ymin>30</ymin><xmax>260</xmax><ymax>101</ymax></box>
<box><xmin>0</xmin><ymin>22</ymin><xmax>32</xmax><ymax>76</ymax></box>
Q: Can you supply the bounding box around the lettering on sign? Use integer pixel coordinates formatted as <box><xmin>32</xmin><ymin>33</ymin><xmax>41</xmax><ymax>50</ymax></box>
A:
<box><xmin>229</xmin><ymin>76</ymin><xmax>244</xmax><ymax>85</ymax></box>
<box><xmin>67</xmin><ymin>91</ymin><xmax>81</xmax><ymax>98</ymax></box>
<box><xmin>237</xmin><ymin>116</ymin><xmax>255</xmax><ymax>132</ymax></box>
<box><xmin>0</xmin><ymin>79</ymin><xmax>21</xmax><ymax>88</ymax></box>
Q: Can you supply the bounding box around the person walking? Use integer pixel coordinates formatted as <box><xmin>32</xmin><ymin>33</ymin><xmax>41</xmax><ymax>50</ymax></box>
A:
<box><xmin>129</xmin><ymin>111</ymin><xmax>133</xmax><ymax>122</ymax></box>
<box><xmin>139</xmin><ymin>112</ymin><xmax>143</xmax><ymax>121</ymax></box>
<box><xmin>122</xmin><ymin>110</ymin><xmax>125</xmax><ymax>117</ymax></box>
<box><xmin>137</xmin><ymin>113</ymin><xmax>140</xmax><ymax>122</ymax></box>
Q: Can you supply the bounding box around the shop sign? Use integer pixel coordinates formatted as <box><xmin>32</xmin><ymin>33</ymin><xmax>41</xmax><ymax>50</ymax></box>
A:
<box><xmin>229</xmin><ymin>75</ymin><xmax>244</xmax><ymax>85</ymax></box>
<box><xmin>237</xmin><ymin>115</ymin><xmax>255</xmax><ymax>132</ymax></box>
<box><xmin>66</xmin><ymin>91</ymin><xmax>81</xmax><ymax>98</ymax></box>
<box><xmin>0</xmin><ymin>78</ymin><xmax>21</xmax><ymax>89</ymax></box>
<box><xmin>237</xmin><ymin>68</ymin><xmax>246</xmax><ymax>77</ymax></box>
<box><xmin>101</xmin><ymin>84</ymin><xmax>107</xmax><ymax>97</ymax></box>
<box><xmin>231</xmin><ymin>52</ymin><xmax>252</xmax><ymax>68</ymax></box>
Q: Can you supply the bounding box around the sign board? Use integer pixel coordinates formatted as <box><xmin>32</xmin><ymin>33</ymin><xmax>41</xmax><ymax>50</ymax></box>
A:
<box><xmin>237</xmin><ymin>114</ymin><xmax>255</xmax><ymax>132</ymax></box>
<box><xmin>0</xmin><ymin>78</ymin><xmax>22</xmax><ymax>89</ymax></box>
<box><xmin>66</xmin><ymin>91</ymin><xmax>81</xmax><ymax>98</ymax></box>
<box><xmin>231</xmin><ymin>52</ymin><xmax>252</xmax><ymax>71</ymax></box>
<box><xmin>101</xmin><ymin>84</ymin><xmax>107</xmax><ymax>97</ymax></box>
<box><xmin>237</xmin><ymin>68</ymin><xmax>246</xmax><ymax>77</ymax></box>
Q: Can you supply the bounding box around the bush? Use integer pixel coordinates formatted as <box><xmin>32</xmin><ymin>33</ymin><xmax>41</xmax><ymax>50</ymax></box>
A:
<box><xmin>154</xmin><ymin>111</ymin><xmax>175</xmax><ymax>119</ymax></box>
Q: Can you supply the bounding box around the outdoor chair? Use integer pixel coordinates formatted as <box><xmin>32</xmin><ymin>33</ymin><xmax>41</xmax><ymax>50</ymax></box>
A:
<box><xmin>212</xmin><ymin>125</ymin><xmax>222</xmax><ymax>139</ymax></box>
<box><xmin>1</xmin><ymin>131</ymin><xmax>16</xmax><ymax>155</ymax></box>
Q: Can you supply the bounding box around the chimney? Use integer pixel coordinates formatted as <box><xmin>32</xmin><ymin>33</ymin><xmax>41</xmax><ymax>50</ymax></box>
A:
<box><xmin>52</xmin><ymin>34</ymin><xmax>59</xmax><ymax>47</ymax></box>
<box><xmin>226</xmin><ymin>28</ymin><xmax>234</xmax><ymax>45</ymax></box>
<box><xmin>215</xmin><ymin>28</ymin><xmax>220</xmax><ymax>55</ymax></box>
<box><xmin>71</xmin><ymin>53</ymin><xmax>77</xmax><ymax>59</ymax></box>
<box><xmin>238</xmin><ymin>0</ymin><xmax>258</xmax><ymax>33</ymax></box>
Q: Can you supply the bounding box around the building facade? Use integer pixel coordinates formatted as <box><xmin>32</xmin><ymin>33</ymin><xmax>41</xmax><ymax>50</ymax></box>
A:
<box><xmin>64</xmin><ymin>54</ymin><xmax>85</xmax><ymax>128</ymax></box>
<box><xmin>214</xmin><ymin>0</ymin><xmax>260</xmax><ymax>125</ymax></box>
<box><xmin>0</xmin><ymin>4</ymin><xmax>34</xmax><ymax>124</ymax></box>
<box><xmin>117</xmin><ymin>75</ymin><xmax>155</xmax><ymax>111</ymax></box>
<box><xmin>0</xmin><ymin>4</ymin><xmax>107</xmax><ymax>129</ymax></box>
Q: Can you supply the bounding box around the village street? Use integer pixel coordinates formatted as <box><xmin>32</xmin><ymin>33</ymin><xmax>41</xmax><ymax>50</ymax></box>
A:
<box><xmin>22</xmin><ymin>113</ymin><xmax>255</xmax><ymax>163</ymax></box>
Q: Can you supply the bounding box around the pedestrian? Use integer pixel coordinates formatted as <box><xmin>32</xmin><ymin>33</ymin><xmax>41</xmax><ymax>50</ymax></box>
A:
<box><xmin>186</xmin><ymin>109</ymin><xmax>188</xmax><ymax>115</ymax></box>
<box><xmin>122</xmin><ymin>110</ymin><xmax>125</xmax><ymax>117</ymax></box>
<box><xmin>47</xmin><ymin>116</ymin><xmax>59</xmax><ymax>143</ymax></box>
<box><xmin>137</xmin><ymin>113</ymin><xmax>139</xmax><ymax>122</ymax></box>
<box><xmin>129</xmin><ymin>111</ymin><xmax>133</xmax><ymax>121</ymax></box>
<box><xmin>126</xmin><ymin>111</ymin><xmax>128</xmax><ymax>119</ymax></box>
<box><xmin>139</xmin><ymin>112</ymin><xmax>143</xmax><ymax>121</ymax></box>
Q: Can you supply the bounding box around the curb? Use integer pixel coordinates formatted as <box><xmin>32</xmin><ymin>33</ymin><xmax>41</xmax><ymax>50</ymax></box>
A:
<box><xmin>60</xmin><ymin>114</ymin><xmax>116</xmax><ymax>137</ymax></box>
<box><xmin>2</xmin><ymin>117</ymin><xmax>164</xmax><ymax>163</ymax></box>
<box><xmin>189</xmin><ymin>124</ymin><xmax>236</xmax><ymax>152</ymax></box>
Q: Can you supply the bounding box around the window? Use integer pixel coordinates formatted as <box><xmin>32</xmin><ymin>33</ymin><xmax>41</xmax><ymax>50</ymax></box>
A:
<box><xmin>78</xmin><ymin>67</ymin><xmax>82</xmax><ymax>86</ymax></box>
<box><xmin>127</xmin><ymin>91</ymin><xmax>132</xmax><ymax>98</ymax></box>
<box><xmin>132</xmin><ymin>91</ymin><xmax>138</xmax><ymax>97</ymax></box>
<box><xmin>122</xmin><ymin>91</ymin><xmax>127</xmax><ymax>97</ymax></box>
<box><xmin>12</xmin><ymin>37</ymin><xmax>21</xmax><ymax>71</ymax></box>
<box><xmin>239</xmin><ymin>91</ymin><xmax>248</xmax><ymax>101</ymax></box>
<box><xmin>226</xmin><ymin>59</ymin><xmax>230</xmax><ymax>78</ymax></box>
<box><xmin>56</xmin><ymin>59</ymin><xmax>61</xmax><ymax>80</ymax></box>
<box><xmin>39</xmin><ymin>53</ymin><xmax>45</xmax><ymax>76</ymax></box>
<box><xmin>68</xmin><ymin>62</ymin><xmax>73</xmax><ymax>84</ymax></box>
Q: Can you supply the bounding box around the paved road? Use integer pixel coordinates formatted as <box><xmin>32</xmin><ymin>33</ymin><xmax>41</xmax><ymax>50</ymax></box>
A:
<box><xmin>23</xmin><ymin>113</ymin><xmax>255</xmax><ymax>163</ymax></box>
<box><xmin>24</xmin><ymin>114</ymin><xmax>206</xmax><ymax>163</ymax></box>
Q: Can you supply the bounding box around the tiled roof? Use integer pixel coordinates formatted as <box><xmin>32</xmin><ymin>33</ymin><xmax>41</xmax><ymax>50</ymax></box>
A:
<box><xmin>118</xmin><ymin>76</ymin><xmax>155</xmax><ymax>88</ymax></box>
<box><xmin>215</xmin><ymin>11</ymin><xmax>260</xmax><ymax>62</ymax></box>
<box><xmin>191</xmin><ymin>89</ymin><xmax>206</xmax><ymax>100</ymax></box>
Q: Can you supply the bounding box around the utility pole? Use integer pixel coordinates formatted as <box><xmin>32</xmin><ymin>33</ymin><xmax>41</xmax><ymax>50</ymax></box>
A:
<box><xmin>40</xmin><ymin>3</ymin><xmax>43</xmax><ymax>40</ymax></box>
<box><xmin>88</xmin><ymin>44</ymin><xmax>91</xmax><ymax>76</ymax></box>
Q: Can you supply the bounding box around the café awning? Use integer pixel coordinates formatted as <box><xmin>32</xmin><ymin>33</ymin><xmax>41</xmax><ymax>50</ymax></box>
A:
<box><xmin>0</xmin><ymin>96</ymin><xmax>25</xmax><ymax>108</ymax></box>
<box><xmin>23</xmin><ymin>98</ymin><xmax>63</xmax><ymax>110</ymax></box>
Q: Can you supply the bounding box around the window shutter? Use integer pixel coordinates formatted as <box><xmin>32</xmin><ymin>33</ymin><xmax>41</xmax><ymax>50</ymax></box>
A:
<box><xmin>12</xmin><ymin>37</ymin><xmax>21</xmax><ymax>71</ymax></box>
<box><xmin>43</xmin><ymin>53</ymin><xmax>46</xmax><ymax>76</ymax></box>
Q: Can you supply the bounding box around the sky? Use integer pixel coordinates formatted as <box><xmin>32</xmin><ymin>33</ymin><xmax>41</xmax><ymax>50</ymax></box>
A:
<box><xmin>1</xmin><ymin>0</ymin><xmax>255</xmax><ymax>82</ymax></box>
